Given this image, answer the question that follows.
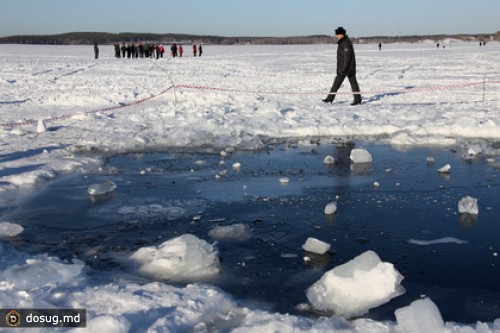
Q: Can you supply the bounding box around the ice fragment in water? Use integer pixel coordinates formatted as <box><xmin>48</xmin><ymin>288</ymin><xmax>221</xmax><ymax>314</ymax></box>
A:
<box><xmin>279</xmin><ymin>177</ymin><xmax>290</xmax><ymax>184</ymax></box>
<box><xmin>306</xmin><ymin>250</ymin><xmax>405</xmax><ymax>318</ymax></box>
<box><xmin>0</xmin><ymin>222</ymin><xmax>24</xmax><ymax>237</ymax></box>
<box><xmin>458</xmin><ymin>195</ymin><xmax>479</xmax><ymax>215</ymax></box>
<box><xmin>323</xmin><ymin>155</ymin><xmax>335</xmax><ymax>164</ymax></box>
<box><xmin>467</xmin><ymin>144</ymin><xmax>482</xmax><ymax>156</ymax></box>
<box><xmin>395</xmin><ymin>298</ymin><xmax>445</xmax><ymax>333</ymax></box>
<box><xmin>350</xmin><ymin>148</ymin><xmax>372</xmax><ymax>164</ymax></box>
<box><xmin>302</xmin><ymin>237</ymin><xmax>331</xmax><ymax>255</ymax></box>
<box><xmin>129</xmin><ymin>234</ymin><xmax>220</xmax><ymax>282</ymax></box>
<box><xmin>437</xmin><ymin>164</ymin><xmax>451</xmax><ymax>173</ymax></box>
<box><xmin>208</xmin><ymin>223</ymin><xmax>251</xmax><ymax>241</ymax></box>
<box><xmin>88</xmin><ymin>180</ymin><xmax>117</xmax><ymax>196</ymax></box>
<box><xmin>324</xmin><ymin>201</ymin><xmax>337</xmax><ymax>215</ymax></box>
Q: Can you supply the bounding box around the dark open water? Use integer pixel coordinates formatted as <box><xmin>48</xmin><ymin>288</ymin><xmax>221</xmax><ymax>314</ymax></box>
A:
<box><xmin>6</xmin><ymin>141</ymin><xmax>500</xmax><ymax>322</ymax></box>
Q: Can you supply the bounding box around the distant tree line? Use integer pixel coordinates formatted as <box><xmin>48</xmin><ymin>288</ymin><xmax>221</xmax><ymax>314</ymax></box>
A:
<box><xmin>0</xmin><ymin>31</ymin><xmax>498</xmax><ymax>45</ymax></box>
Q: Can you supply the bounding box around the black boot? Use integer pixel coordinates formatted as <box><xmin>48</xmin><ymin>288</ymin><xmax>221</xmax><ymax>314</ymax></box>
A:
<box><xmin>322</xmin><ymin>94</ymin><xmax>335</xmax><ymax>103</ymax></box>
<box><xmin>350</xmin><ymin>96</ymin><xmax>362</xmax><ymax>106</ymax></box>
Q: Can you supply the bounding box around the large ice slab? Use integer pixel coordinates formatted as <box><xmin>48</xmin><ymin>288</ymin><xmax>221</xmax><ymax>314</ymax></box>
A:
<box><xmin>129</xmin><ymin>234</ymin><xmax>220</xmax><ymax>282</ymax></box>
<box><xmin>306</xmin><ymin>250</ymin><xmax>405</xmax><ymax>318</ymax></box>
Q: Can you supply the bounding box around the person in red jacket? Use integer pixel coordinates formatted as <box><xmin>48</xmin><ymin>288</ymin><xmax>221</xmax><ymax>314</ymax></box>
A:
<box><xmin>193</xmin><ymin>44</ymin><xmax>197</xmax><ymax>57</ymax></box>
<box><xmin>323</xmin><ymin>27</ymin><xmax>362</xmax><ymax>106</ymax></box>
<box><xmin>179</xmin><ymin>45</ymin><xmax>183</xmax><ymax>57</ymax></box>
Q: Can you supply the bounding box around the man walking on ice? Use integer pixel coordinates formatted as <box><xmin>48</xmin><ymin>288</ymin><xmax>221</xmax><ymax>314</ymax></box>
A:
<box><xmin>323</xmin><ymin>27</ymin><xmax>362</xmax><ymax>106</ymax></box>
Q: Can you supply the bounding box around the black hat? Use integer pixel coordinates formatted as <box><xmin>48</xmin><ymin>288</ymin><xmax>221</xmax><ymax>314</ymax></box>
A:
<box><xmin>335</xmin><ymin>27</ymin><xmax>346</xmax><ymax>35</ymax></box>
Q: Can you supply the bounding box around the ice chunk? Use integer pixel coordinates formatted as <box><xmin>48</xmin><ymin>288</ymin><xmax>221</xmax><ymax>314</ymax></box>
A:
<box><xmin>395</xmin><ymin>298</ymin><xmax>445</xmax><ymax>333</ymax></box>
<box><xmin>458</xmin><ymin>195</ymin><xmax>479</xmax><ymax>215</ymax></box>
<box><xmin>2</xmin><ymin>256</ymin><xmax>84</xmax><ymax>290</ymax></box>
<box><xmin>467</xmin><ymin>144</ymin><xmax>482</xmax><ymax>156</ymax></box>
<box><xmin>323</xmin><ymin>155</ymin><xmax>335</xmax><ymax>164</ymax></box>
<box><xmin>324</xmin><ymin>201</ymin><xmax>337</xmax><ymax>215</ymax></box>
<box><xmin>437</xmin><ymin>164</ymin><xmax>451</xmax><ymax>174</ymax></box>
<box><xmin>208</xmin><ymin>223</ymin><xmax>251</xmax><ymax>241</ymax></box>
<box><xmin>0</xmin><ymin>222</ymin><xmax>24</xmax><ymax>237</ymax></box>
<box><xmin>279</xmin><ymin>177</ymin><xmax>290</xmax><ymax>184</ymax></box>
<box><xmin>306</xmin><ymin>250</ymin><xmax>405</xmax><ymax>318</ymax></box>
<box><xmin>37</xmin><ymin>119</ymin><xmax>47</xmax><ymax>133</ymax></box>
<box><xmin>302</xmin><ymin>237</ymin><xmax>331</xmax><ymax>255</ymax></box>
<box><xmin>232</xmin><ymin>162</ymin><xmax>242</xmax><ymax>170</ymax></box>
<box><xmin>88</xmin><ymin>180</ymin><xmax>117</xmax><ymax>196</ymax></box>
<box><xmin>129</xmin><ymin>234</ymin><xmax>220</xmax><ymax>282</ymax></box>
<box><xmin>350</xmin><ymin>148</ymin><xmax>372</xmax><ymax>164</ymax></box>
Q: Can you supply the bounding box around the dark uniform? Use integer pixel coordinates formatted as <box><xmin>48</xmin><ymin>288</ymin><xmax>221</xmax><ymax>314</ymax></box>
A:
<box><xmin>94</xmin><ymin>42</ymin><xmax>99</xmax><ymax>59</ymax></box>
<box><xmin>323</xmin><ymin>27</ymin><xmax>362</xmax><ymax>105</ymax></box>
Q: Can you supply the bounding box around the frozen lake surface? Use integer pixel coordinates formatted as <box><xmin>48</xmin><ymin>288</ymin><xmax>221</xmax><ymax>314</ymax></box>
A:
<box><xmin>7</xmin><ymin>141</ymin><xmax>500</xmax><ymax>322</ymax></box>
<box><xmin>1</xmin><ymin>42</ymin><xmax>500</xmax><ymax>331</ymax></box>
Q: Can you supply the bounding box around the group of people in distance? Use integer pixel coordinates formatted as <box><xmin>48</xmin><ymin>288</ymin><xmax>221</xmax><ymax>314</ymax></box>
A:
<box><xmin>111</xmin><ymin>43</ymin><xmax>203</xmax><ymax>59</ymax></box>
<box><xmin>169</xmin><ymin>43</ymin><xmax>203</xmax><ymax>58</ymax></box>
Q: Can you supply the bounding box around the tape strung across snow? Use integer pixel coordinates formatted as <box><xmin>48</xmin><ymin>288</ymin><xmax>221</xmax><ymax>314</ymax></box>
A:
<box><xmin>1</xmin><ymin>80</ymin><xmax>498</xmax><ymax>128</ymax></box>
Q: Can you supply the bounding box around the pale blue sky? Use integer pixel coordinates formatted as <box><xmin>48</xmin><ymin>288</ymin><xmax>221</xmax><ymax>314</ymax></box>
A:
<box><xmin>1</xmin><ymin>0</ymin><xmax>499</xmax><ymax>37</ymax></box>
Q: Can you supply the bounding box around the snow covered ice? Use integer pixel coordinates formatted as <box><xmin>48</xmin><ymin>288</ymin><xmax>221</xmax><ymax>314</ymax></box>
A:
<box><xmin>129</xmin><ymin>234</ymin><xmax>220</xmax><ymax>282</ymax></box>
<box><xmin>306</xmin><ymin>250</ymin><xmax>405</xmax><ymax>318</ymax></box>
<box><xmin>0</xmin><ymin>42</ymin><xmax>500</xmax><ymax>332</ymax></box>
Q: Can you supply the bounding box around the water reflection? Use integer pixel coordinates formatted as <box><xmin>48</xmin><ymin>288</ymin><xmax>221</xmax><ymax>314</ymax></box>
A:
<box><xmin>458</xmin><ymin>213</ymin><xmax>479</xmax><ymax>228</ymax></box>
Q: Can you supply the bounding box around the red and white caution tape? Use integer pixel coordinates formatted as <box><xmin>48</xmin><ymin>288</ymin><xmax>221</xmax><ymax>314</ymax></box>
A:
<box><xmin>1</xmin><ymin>80</ymin><xmax>498</xmax><ymax>128</ymax></box>
<box><xmin>176</xmin><ymin>80</ymin><xmax>500</xmax><ymax>96</ymax></box>
<box><xmin>0</xmin><ymin>86</ymin><xmax>174</xmax><ymax>128</ymax></box>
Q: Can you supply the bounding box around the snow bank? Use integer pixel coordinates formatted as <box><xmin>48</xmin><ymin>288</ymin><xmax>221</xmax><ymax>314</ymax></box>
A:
<box><xmin>129</xmin><ymin>234</ymin><xmax>220</xmax><ymax>282</ymax></box>
<box><xmin>306</xmin><ymin>250</ymin><xmax>405</xmax><ymax>318</ymax></box>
